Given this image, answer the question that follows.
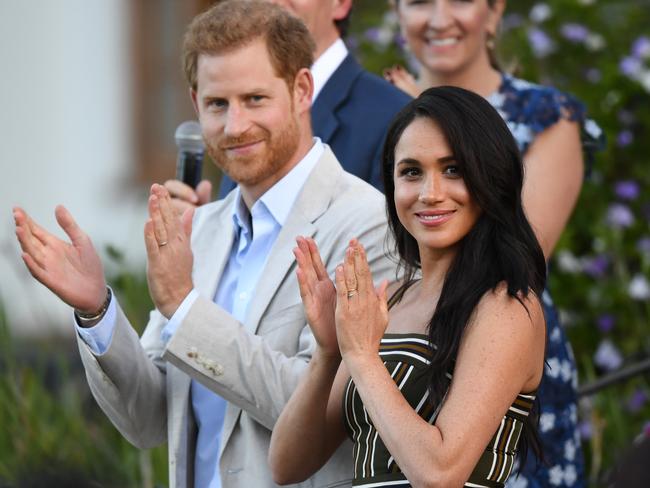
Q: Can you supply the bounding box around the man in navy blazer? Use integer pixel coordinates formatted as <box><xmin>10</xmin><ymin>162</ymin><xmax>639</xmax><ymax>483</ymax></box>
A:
<box><xmin>213</xmin><ymin>0</ymin><xmax>411</xmax><ymax>196</ymax></box>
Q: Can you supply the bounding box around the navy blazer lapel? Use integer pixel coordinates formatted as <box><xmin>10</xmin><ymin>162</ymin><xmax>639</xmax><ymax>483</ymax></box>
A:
<box><xmin>311</xmin><ymin>54</ymin><xmax>363</xmax><ymax>144</ymax></box>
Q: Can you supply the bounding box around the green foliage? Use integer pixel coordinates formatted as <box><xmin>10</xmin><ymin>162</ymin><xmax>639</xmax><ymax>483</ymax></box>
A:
<box><xmin>349</xmin><ymin>1</ymin><xmax>650</xmax><ymax>486</ymax></box>
<box><xmin>0</xmin><ymin>250</ymin><xmax>167</xmax><ymax>487</ymax></box>
<box><xmin>105</xmin><ymin>244</ymin><xmax>154</xmax><ymax>334</ymax></box>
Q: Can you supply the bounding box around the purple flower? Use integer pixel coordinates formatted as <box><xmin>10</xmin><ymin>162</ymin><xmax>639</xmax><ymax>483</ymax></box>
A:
<box><xmin>596</xmin><ymin>314</ymin><xmax>616</xmax><ymax>333</ymax></box>
<box><xmin>394</xmin><ymin>32</ymin><xmax>406</xmax><ymax>49</ymax></box>
<box><xmin>528</xmin><ymin>27</ymin><xmax>555</xmax><ymax>58</ymax></box>
<box><xmin>585</xmin><ymin>68</ymin><xmax>602</xmax><ymax>83</ymax></box>
<box><xmin>606</xmin><ymin>203</ymin><xmax>635</xmax><ymax>229</ymax></box>
<box><xmin>627</xmin><ymin>389</ymin><xmax>648</xmax><ymax>413</ymax></box>
<box><xmin>364</xmin><ymin>27</ymin><xmax>381</xmax><ymax>43</ymax></box>
<box><xmin>594</xmin><ymin>339</ymin><xmax>623</xmax><ymax>372</ymax></box>
<box><xmin>620</xmin><ymin>56</ymin><xmax>642</xmax><ymax>77</ymax></box>
<box><xmin>561</xmin><ymin>23</ymin><xmax>589</xmax><ymax>43</ymax></box>
<box><xmin>502</xmin><ymin>13</ymin><xmax>524</xmax><ymax>32</ymax></box>
<box><xmin>632</xmin><ymin>36</ymin><xmax>650</xmax><ymax>59</ymax></box>
<box><xmin>637</xmin><ymin>236</ymin><xmax>650</xmax><ymax>255</ymax></box>
<box><xmin>615</xmin><ymin>180</ymin><xmax>640</xmax><ymax>200</ymax></box>
<box><xmin>578</xmin><ymin>420</ymin><xmax>593</xmax><ymax>440</ymax></box>
<box><xmin>583</xmin><ymin>254</ymin><xmax>610</xmax><ymax>278</ymax></box>
<box><xmin>616</xmin><ymin>130</ymin><xmax>634</xmax><ymax>147</ymax></box>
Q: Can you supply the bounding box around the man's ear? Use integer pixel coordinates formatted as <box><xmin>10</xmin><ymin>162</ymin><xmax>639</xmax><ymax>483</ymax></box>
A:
<box><xmin>190</xmin><ymin>88</ymin><xmax>200</xmax><ymax>116</ymax></box>
<box><xmin>293</xmin><ymin>68</ymin><xmax>314</xmax><ymax>115</ymax></box>
<box><xmin>332</xmin><ymin>0</ymin><xmax>352</xmax><ymax>22</ymax></box>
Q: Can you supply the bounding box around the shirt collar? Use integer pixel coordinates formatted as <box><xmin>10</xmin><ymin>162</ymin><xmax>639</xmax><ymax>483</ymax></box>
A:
<box><xmin>230</xmin><ymin>138</ymin><xmax>324</xmax><ymax>231</ymax></box>
<box><xmin>311</xmin><ymin>38</ymin><xmax>348</xmax><ymax>102</ymax></box>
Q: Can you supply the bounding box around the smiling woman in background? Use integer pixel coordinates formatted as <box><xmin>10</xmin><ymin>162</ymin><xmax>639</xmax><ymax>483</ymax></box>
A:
<box><xmin>384</xmin><ymin>2</ymin><xmax>604</xmax><ymax>486</ymax></box>
<box><xmin>269</xmin><ymin>86</ymin><xmax>548</xmax><ymax>488</ymax></box>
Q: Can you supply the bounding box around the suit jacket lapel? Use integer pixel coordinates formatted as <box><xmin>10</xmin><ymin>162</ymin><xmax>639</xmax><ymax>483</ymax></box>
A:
<box><xmin>311</xmin><ymin>54</ymin><xmax>363</xmax><ymax>144</ymax></box>
<box><xmin>243</xmin><ymin>147</ymin><xmax>342</xmax><ymax>333</ymax></box>
<box><xmin>220</xmin><ymin>148</ymin><xmax>344</xmax><ymax>455</ymax></box>
<box><xmin>191</xmin><ymin>196</ymin><xmax>236</xmax><ymax>299</ymax></box>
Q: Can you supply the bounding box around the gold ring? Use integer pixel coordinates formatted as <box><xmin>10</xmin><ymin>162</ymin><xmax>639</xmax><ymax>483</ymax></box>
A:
<box><xmin>347</xmin><ymin>290</ymin><xmax>358</xmax><ymax>299</ymax></box>
<box><xmin>159</xmin><ymin>241</ymin><xmax>168</xmax><ymax>247</ymax></box>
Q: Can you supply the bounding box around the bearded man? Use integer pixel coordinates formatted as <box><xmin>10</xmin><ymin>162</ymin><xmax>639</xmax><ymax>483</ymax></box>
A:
<box><xmin>168</xmin><ymin>0</ymin><xmax>411</xmax><ymax>210</ymax></box>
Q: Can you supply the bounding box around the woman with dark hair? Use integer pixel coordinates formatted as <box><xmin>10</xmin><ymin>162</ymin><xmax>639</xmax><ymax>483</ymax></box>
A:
<box><xmin>269</xmin><ymin>86</ymin><xmax>547</xmax><ymax>488</ymax></box>
<box><xmin>384</xmin><ymin>3</ymin><xmax>604</xmax><ymax>486</ymax></box>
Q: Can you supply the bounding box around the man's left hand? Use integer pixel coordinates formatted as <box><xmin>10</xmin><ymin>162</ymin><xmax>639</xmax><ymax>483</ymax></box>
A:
<box><xmin>144</xmin><ymin>183</ymin><xmax>195</xmax><ymax>318</ymax></box>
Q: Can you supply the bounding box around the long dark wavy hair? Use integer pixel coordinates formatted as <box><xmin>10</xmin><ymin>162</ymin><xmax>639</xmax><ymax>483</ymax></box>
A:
<box><xmin>382</xmin><ymin>86</ymin><xmax>547</xmax><ymax>462</ymax></box>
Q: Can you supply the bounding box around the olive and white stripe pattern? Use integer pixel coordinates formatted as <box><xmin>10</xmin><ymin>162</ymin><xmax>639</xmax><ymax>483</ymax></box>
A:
<box><xmin>343</xmin><ymin>334</ymin><xmax>536</xmax><ymax>488</ymax></box>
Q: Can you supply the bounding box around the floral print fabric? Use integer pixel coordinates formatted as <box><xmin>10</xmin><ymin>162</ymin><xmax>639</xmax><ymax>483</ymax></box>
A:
<box><xmin>488</xmin><ymin>74</ymin><xmax>603</xmax><ymax>488</ymax></box>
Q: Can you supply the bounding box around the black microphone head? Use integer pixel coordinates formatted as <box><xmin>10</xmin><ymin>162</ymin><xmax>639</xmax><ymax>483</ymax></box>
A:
<box><xmin>174</xmin><ymin>120</ymin><xmax>204</xmax><ymax>154</ymax></box>
<box><xmin>175</xmin><ymin>120</ymin><xmax>204</xmax><ymax>189</ymax></box>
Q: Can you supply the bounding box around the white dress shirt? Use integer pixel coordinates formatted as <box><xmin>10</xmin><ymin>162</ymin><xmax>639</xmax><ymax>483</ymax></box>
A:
<box><xmin>311</xmin><ymin>38</ymin><xmax>348</xmax><ymax>102</ymax></box>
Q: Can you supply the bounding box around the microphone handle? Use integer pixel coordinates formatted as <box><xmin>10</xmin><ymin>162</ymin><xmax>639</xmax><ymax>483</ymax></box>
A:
<box><xmin>177</xmin><ymin>151</ymin><xmax>204</xmax><ymax>189</ymax></box>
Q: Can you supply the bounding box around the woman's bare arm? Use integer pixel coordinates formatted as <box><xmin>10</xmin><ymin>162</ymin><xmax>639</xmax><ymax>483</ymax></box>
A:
<box><xmin>269</xmin><ymin>352</ymin><xmax>349</xmax><ymax>484</ymax></box>
<box><xmin>522</xmin><ymin>118</ymin><xmax>584</xmax><ymax>258</ymax></box>
<box><xmin>269</xmin><ymin>237</ymin><xmax>350</xmax><ymax>484</ymax></box>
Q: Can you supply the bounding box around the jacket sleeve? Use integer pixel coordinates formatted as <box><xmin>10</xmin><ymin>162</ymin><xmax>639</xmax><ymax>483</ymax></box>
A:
<box><xmin>162</xmin><ymin>297</ymin><xmax>312</xmax><ymax>430</ymax></box>
<box><xmin>77</xmin><ymin>302</ymin><xmax>168</xmax><ymax>449</ymax></box>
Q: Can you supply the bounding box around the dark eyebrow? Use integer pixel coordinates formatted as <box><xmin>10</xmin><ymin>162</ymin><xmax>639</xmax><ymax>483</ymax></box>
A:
<box><xmin>395</xmin><ymin>155</ymin><xmax>455</xmax><ymax>167</ymax></box>
<box><xmin>395</xmin><ymin>158</ymin><xmax>420</xmax><ymax>167</ymax></box>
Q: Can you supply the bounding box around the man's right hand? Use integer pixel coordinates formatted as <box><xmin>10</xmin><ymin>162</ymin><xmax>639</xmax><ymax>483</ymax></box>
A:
<box><xmin>164</xmin><ymin>179</ymin><xmax>212</xmax><ymax>215</ymax></box>
<box><xmin>13</xmin><ymin>205</ymin><xmax>108</xmax><ymax>315</ymax></box>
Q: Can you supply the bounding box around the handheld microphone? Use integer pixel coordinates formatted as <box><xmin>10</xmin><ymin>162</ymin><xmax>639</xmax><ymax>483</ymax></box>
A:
<box><xmin>174</xmin><ymin>121</ymin><xmax>205</xmax><ymax>189</ymax></box>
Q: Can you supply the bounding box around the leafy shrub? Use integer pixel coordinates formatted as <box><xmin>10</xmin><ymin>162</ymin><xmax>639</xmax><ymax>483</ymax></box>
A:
<box><xmin>0</xmin><ymin>249</ymin><xmax>167</xmax><ymax>487</ymax></box>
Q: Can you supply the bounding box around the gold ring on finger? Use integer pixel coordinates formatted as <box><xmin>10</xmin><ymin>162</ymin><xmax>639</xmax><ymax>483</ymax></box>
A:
<box><xmin>159</xmin><ymin>241</ymin><xmax>168</xmax><ymax>247</ymax></box>
<box><xmin>347</xmin><ymin>290</ymin><xmax>358</xmax><ymax>299</ymax></box>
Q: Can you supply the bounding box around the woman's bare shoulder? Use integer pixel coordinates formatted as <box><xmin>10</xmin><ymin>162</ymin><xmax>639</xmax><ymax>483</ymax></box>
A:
<box><xmin>458</xmin><ymin>283</ymin><xmax>546</xmax><ymax>390</ymax></box>
<box><xmin>471</xmin><ymin>283</ymin><xmax>545</xmax><ymax>338</ymax></box>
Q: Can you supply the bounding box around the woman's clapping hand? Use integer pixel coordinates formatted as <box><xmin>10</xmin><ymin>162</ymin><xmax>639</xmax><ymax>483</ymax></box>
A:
<box><xmin>334</xmin><ymin>240</ymin><xmax>389</xmax><ymax>361</ymax></box>
<box><xmin>294</xmin><ymin>236</ymin><xmax>339</xmax><ymax>358</ymax></box>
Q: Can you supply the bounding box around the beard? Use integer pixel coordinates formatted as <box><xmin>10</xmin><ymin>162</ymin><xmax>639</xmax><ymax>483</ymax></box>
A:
<box><xmin>205</xmin><ymin>114</ymin><xmax>301</xmax><ymax>188</ymax></box>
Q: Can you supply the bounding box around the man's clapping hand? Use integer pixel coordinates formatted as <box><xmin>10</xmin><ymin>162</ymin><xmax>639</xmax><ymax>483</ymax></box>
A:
<box><xmin>144</xmin><ymin>184</ymin><xmax>195</xmax><ymax>318</ymax></box>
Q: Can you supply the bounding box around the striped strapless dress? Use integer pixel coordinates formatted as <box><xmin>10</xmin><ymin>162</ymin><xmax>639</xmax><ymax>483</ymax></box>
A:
<box><xmin>343</xmin><ymin>333</ymin><xmax>536</xmax><ymax>488</ymax></box>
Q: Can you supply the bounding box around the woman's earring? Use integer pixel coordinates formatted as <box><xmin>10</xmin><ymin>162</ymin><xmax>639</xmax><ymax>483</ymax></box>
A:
<box><xmin>486</xmin><ymin>32</ymin><xmax>496</xmax><ymax>51</ymax></box>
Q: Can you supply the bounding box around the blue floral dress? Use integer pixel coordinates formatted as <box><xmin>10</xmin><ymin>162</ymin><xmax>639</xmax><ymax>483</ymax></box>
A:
<box><xmin>487</xmin><ymin>74</ymin><xmax>604</xmax><ymax>488</ymax></box>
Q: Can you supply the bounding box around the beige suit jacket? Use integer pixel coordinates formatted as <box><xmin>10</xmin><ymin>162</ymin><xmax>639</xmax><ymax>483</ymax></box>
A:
<box><xmin>77</xmin><ymin>147</ymin><xmax>396</xmax><ymax>487</ymax></box>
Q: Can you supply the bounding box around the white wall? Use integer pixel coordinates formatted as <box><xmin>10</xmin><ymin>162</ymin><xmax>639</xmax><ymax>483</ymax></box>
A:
<box><xmin>0</xmin><ymin>0</ymin><xmax>149</xmax><ymax>335</ymax></box>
